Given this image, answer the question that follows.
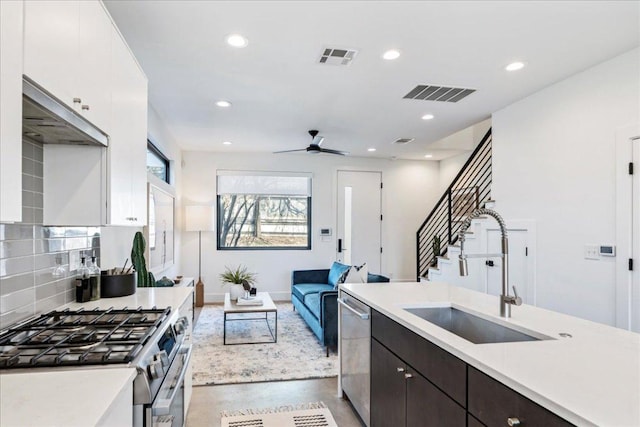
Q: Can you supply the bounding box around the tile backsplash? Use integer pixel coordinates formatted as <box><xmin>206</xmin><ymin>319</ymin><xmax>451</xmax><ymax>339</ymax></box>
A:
<box><xmin>0</xmin><ymin>139</ymin><xmax>101</xmax><ymax>329</ymax></box>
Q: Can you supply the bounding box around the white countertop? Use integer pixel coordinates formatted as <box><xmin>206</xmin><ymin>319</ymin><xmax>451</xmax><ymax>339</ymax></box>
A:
<box><xmin>63</xmin><ymin>285</ymin><xmax>193</xmax><ymax>312</ymax></box>
<box><xmin>340</xmin><ymin>281</ymin><xmax>640</xmax><ymax>427</ymax></box>
<box><xmin>0</xmin><ymin>368</ymin><xmax>136</xmax><ymax>427</ymax></box>
<box><xmin>0</xmin><ymin>286</ymin><xmax>193</xmax><ymax>427</ymax></box>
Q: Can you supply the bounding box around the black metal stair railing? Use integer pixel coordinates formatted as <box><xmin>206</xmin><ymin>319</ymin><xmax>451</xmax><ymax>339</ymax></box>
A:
<box><xmin>416</xmin><ymin>128</ymin><xmax>493</xmax><ymax>279</ymax></box>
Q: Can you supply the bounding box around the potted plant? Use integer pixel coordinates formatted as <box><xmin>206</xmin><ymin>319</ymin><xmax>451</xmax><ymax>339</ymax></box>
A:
<box><xmin>220</xmin><ymin>265</ymin><xmax>257</xmax><ymax>300</ymax></box>
<box><xmin>431</xmin><ymin>235</ymin><xmax>441</xmax><ymax>267</ymax></box>
<box><xmin>131</xmin><ymin>231</ymin><xmax>156</xmax><ymax>287</ymax></box>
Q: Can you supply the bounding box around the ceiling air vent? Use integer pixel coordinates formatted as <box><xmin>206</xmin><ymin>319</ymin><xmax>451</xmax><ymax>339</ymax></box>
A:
<box><xmin>403</xmin><ymin>84</ymin><xmax>476</xmax><ymax>103</ymax></box>
<box><xmin>318</xmin><ymin>47</ymin><xmax>358</xmax><ymax>66</ymax></box>
<box><xmin>392</xmin><ymin>138</ymin><xmax>415</xmax><ymax>145</ymax></box>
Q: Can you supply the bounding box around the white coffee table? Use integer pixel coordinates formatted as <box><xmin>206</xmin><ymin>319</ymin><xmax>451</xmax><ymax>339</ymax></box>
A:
<box><xmin>223</xmin><ymin>292</ymin><xmax>278</xmax><ymax>345</ymax></box>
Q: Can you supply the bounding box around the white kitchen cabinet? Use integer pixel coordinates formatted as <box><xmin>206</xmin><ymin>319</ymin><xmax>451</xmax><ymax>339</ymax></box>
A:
<box><xmin>38</xmin><ymin>3</ymin><xmax>148</xmax><ymax>227</ymax></box>
<box><xmin>23</xmin><ymin>0</ymin><xmax>112</xmax><ymax>133</ymax></box>
<box><xmin>0</xmin><ymin>0</ymin><xmax>23</xmax><ymax>223</ymax></box>
<box><xmin>108</xmin><ymin>28</ymin><xmax>148</xmax><ymax>226</ymax></box>
<box><xmin>77</xmin><ymin>0</ymin><xmax>112</xmax><ymax>132</ymax></box>
<box><xmin>23</xmin><ymin>0</ymin><xmax>78</xmax><ymax>109</ymax></box>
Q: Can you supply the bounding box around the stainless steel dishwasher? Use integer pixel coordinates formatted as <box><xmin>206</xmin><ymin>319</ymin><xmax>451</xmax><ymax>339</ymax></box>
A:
<box><xmin>338</xmin><ymin>291</ymin><xmax>371</xmax><ymax>427</ymax></box>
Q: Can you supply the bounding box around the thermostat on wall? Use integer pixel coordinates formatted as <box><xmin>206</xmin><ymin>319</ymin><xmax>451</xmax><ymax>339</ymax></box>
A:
<box><xmin>599</xmin><ymin>245</ymin><xmax>616</xmax><ymax>257</ymax></box>
<box><xmin>320</xmin><ymin>228</ymin><xmax>332</xmax><ymax>236</ymax></box>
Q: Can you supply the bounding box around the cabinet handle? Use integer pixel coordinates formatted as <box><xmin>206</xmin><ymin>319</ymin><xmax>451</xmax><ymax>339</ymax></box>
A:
<box><xmin>507</xmin><ymin>417</ymin><xmax>521</xmax><ymax>426</ymax></box>
<box><xmin>404</xmin><ymin>373</ymin><xmax>413</xmax><ymax>379</ymax></box>
<box><xmin>81</xmin><ymin>104</ymin><xmax>90</xmax><ymax>111</ymax></box>
<box><xmin>396</xmin><ymin>367</ymin><xmax>405</xmax><ymax>373</ymax></box>
<box><xmin>73</xmin><ymin>97</ymin><xmax>82</xmax><ymax>104</ymax></box>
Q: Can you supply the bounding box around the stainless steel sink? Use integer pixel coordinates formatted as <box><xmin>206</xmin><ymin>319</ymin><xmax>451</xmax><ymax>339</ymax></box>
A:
<box><xmin>404</xmin><ymin>306</ymin><xmax>549</xmax><ymax>344</ymax></box>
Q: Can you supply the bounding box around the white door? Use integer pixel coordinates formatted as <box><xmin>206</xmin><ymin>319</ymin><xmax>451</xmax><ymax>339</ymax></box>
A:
<box><xmin>336</xmin><ymin>171</ymin><xmax>382</xmax><ymax>273</ymax></box>
<box><xmin>632</xmin><ymin>137</ymin><xmax>640</xmax><ymax>332</ymax></box>
<box><xmin>485</xmin><ymin>226</ymin><xmax>534</xmax><ymax>305</ymax></box>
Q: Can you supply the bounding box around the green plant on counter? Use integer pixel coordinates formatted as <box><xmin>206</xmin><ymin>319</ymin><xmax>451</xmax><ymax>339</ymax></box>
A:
<box><xmin>131</xmin><ymin>231</ymin><xmax>155</xmax><ymax>287</ymax></box>
<box><xmin>220</xmin><ymin>265</ymin><xmax>257</xmax><ymax>286</ymax></box>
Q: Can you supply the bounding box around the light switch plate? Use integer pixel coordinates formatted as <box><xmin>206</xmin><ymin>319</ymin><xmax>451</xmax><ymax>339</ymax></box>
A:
<box><xmin>584</xmin><ymin>244</ymin><xmax>599</xmax><ymax>260</ymax></box>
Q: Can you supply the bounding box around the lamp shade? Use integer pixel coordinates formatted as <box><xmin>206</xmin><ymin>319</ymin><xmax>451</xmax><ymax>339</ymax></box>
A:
<box><xmin>185</xmin><ymin>205</ymin><xmax>214</xmax><ymax>232</ymax></box>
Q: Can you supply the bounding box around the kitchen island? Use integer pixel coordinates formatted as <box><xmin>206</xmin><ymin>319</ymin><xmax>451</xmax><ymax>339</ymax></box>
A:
<box><xmin>339</xmin><ymin>281</ymin><xmax>640</xmax><ymax>427</ymax></box>
<box><xmin>0</xmin><ymin>286</ymin><xmax>193</xmax><ymax>427</ymax></box>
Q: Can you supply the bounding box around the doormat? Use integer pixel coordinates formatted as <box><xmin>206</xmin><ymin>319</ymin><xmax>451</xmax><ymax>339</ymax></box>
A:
<box><xmin>220</xmin><ymin>402</ymin><xmax>338</xmax><ymax>427</ymax></box>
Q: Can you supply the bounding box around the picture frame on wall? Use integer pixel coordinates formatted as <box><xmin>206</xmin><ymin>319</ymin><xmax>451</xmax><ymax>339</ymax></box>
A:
<box><xmin>451</xmin><ymin>186</ymin><xmax>479</xmax><ymax>222</ymax></box>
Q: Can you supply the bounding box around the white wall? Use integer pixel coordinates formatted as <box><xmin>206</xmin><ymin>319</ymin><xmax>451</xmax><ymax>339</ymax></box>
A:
<box><xmin>180</xmin><ymin>152</ymin><xmax>440</xmax><ymax>302</ymax></box>
<box><xmin>438</xmin><ymin>119</ymin><xmax>491</xmax><ymax>193</ymax></box>
<box><xmin>100</xmin><ymin>105</ymin><xmax>183</xmax><ymax>279</ymax></box>
<box><xmin>492</xmin><ymin>48</ymin><xmax>639</xmax><ymax>326</ymax></box>
<box><xmin>439</xmin><ymin>152</ymin><xmax>473</xmax><ymax>193</ymax></box>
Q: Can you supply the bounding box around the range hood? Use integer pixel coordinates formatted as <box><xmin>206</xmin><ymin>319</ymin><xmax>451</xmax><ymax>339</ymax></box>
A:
<box><xmin>22</xmin><ymin>77</ymin><xmax>108</xmax><ymax>147</ymax></box>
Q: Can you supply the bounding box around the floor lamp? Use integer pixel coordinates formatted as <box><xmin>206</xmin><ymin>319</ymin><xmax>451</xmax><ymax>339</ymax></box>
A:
<box><xmin>185</xmin><ymin>205</ymin><xmax>214</xmax><ymax>307</ymax></box>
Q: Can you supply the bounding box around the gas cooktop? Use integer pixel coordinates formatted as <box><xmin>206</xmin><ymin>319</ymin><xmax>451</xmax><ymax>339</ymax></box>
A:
<box><xmin>0</xmin><ymin>306</ymin><xmax>171</xmax><ymax>369</ymax></box>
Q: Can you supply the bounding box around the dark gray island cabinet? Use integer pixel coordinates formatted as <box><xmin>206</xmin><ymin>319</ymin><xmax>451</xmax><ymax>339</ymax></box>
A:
<box><xmin>370</xmin><ymin>309</ymin><xmax>574</xmax><ymax>427</ymax></box>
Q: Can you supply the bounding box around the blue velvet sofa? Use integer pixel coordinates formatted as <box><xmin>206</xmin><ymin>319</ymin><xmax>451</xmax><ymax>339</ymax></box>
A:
<box><xmin>291</xmin><ymin>262</ymin><xmax>389</xmax><ymax>356</ymax></box>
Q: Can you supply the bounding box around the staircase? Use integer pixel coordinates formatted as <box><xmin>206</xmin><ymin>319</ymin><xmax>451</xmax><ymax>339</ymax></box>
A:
<box><xmin>416</xmin><ymin>128</ymin><xmax>493</xmax><ymax>280</ymax></box>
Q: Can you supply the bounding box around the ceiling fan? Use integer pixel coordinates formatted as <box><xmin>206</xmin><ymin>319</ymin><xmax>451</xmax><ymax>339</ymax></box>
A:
<box><xmin>274</xmin><ymin>130</ymin><xmax>349</xmax><ymax>156</ymax></box>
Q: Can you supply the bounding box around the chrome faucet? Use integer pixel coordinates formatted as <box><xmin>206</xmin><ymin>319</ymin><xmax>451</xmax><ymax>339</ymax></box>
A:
<box><xmin>457</xmin><ymin>208</ymin><xmax>522</xmax><ymax>318</ymax></box>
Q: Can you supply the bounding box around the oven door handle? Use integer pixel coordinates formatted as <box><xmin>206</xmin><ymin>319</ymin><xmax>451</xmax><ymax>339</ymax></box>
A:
<box><xmin>152</xmin><ymin>344</ymin><xmax>192</xmax><ymax>416</ymax></box>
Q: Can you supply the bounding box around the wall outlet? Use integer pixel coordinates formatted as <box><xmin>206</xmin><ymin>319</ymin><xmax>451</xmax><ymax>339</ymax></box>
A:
<box><xmin>584</xmin><ymin>244</ymin><xmax>599</xmax><ymax>260</ymax></box>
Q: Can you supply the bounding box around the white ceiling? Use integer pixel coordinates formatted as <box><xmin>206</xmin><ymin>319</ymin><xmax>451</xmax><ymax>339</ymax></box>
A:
<box><xmin>104</xmin><ymin>1</ymin><xmax>639</xmax><ymax>161</ymax></box>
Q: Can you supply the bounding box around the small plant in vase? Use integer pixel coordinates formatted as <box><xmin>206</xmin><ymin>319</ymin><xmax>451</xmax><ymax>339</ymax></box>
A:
<box><xmin>220</xmin><ymin>265</ymin><xmax>257</xmax><ymax>301</ymax></box>
<box><xmin>431</xmin><ymin>235</ymin><xmax>441</xmax><ymax>267</ymax></box>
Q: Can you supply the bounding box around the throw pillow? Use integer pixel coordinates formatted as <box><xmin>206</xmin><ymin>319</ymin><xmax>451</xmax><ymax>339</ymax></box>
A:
<box><xmin>343</xmin><ymin>263</ymin><xmax>368</xmax><ymax>283</ymax></box>
<box><xmin>328</xmin><ymin>261</ymin><xmax>350</xmax><ymax>288</ymax></box>
<box><xmin>358</xmin><ymin>262</ymin><xmax>369</xmax><ymax>282</ymax></box>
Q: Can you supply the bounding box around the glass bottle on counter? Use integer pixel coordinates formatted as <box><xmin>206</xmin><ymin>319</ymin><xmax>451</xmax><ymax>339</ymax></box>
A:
<box><xmin>76</xmin><ymin>257</ymin><xmax>91</xmax><ymax>303</ymax></box>
<box><xmin>88</xmin><ymin>255</ymin><xmax>101</xmax><ymax>300</ymax></box>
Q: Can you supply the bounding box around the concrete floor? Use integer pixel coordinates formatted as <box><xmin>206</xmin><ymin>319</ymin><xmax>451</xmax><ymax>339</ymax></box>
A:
<box><xmin>185</xmin><ymin>377</ymin><xmax>365</xmax><ymax>426</ymax></box>
<box><xmin>187</xmin><ymin>306</ymin><xmax>364</xmax><ymax>426</ymax></box>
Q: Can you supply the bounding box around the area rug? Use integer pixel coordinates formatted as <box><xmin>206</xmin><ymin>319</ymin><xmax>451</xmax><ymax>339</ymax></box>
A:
<box><xmin>191</xmin><ymin>302</ymin><xmax>338</xmax><ymax>386</ymax></box>
<box><xmin>220</xmin><ymin>401</ymin><xmax>337</xmax><ymax>427</ymax></box>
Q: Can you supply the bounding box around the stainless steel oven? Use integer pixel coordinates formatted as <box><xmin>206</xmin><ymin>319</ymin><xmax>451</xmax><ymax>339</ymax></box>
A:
<box><xmin>146</xmin><ymin>342</ymin><xmax>192</xmax><ymax>427</ymax></box>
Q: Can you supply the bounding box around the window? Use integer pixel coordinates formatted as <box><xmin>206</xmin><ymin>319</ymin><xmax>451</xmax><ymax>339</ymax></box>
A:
<box><xmin>217</xmin><ymin>171</ymin><xmax>311</xmax><ymax>250</ymax></box>
<box><xmin>147</xmin><ymin>141</ymin><xmax>170</xmax><ymax>183</ymax></box>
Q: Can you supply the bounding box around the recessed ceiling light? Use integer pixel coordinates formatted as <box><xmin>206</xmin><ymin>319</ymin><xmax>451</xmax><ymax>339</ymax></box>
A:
<box><xmin>216</xmin><ymin>100</ymin><xmax>232</xmax><ymax>108</ymax></box>
<box><xmin>222</xmin><ymin>141</ymin><xmax>232</xmax><ymax>145</ymax></box>
<box><xmin>368</xmin><ymin>148</ymin><xmax>377</xmax><ymax>152</ymax></box>
<box><xmin>225</xmin><ymin>34</ymin><xmax>248</xmax><ymax>48</ymax></box>
<box><xmin>505</xmin><ymin>61</ymin><xmax>525</xmax><ymax>71</ymax></box>
<box><xmin>421</xmin><ymin>114</ymin><xmax>434</xmax><ymax>120</ymax></box>
<box><xmin>382</xmin><ymin>49</ymin><xmax>401</xmax><ymax>60</ymax></box>
<box><xmin>424</xmin><ymin>154</ymin><xmax>433</xmax><ymax>158</ymax></box>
